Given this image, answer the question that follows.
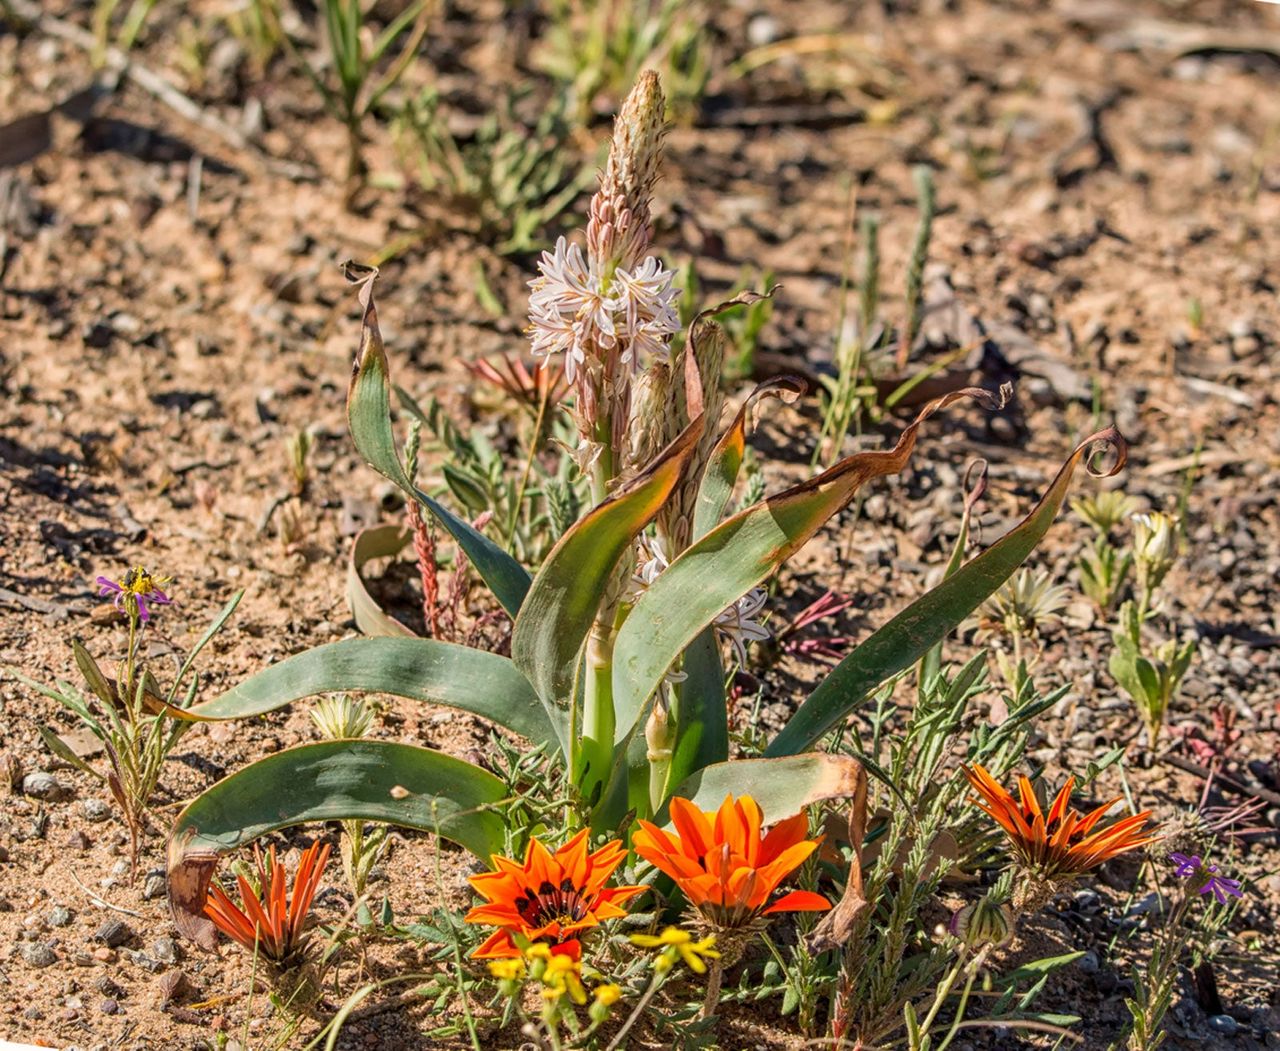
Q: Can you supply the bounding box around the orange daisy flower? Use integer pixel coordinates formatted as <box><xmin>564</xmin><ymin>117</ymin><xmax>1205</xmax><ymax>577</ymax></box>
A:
<box><xmin>962</xmin><ymin>764</ymin><xmax>1159</xmax><ymax>878</ymax></box>
<box><xmin>632</xmin><ymin>795</ymin><xmax>830</xmax><ymax>928</ymax></box>
<box><xmin>204</xmin><ymin>841</ymin><xmax>331</xmax><ymax>966</ymax></box>
<box><xmin>465</xmin><ymin>830</ymin><xmax>644</xmax><ymax>959</ymax></box>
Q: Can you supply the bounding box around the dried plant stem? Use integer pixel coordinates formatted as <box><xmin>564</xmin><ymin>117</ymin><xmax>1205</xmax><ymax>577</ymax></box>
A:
<box><xmin>701</xmin><ymin>958</ymin><xmax>725</xmax><ymax>1021</ymax></box>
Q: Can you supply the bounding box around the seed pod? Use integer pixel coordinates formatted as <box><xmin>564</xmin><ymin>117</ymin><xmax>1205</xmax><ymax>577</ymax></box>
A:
<box><xmin>948</xmin><ymin>895</ymin><xmax>1014</xmax><ymax>948</ymax></box>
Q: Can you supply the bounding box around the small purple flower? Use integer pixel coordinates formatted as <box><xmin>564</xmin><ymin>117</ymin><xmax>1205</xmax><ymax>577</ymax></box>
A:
<box><xmin>1169</xmin><ymin>852</ymin><xmax>1244</xmax><ymax>904</ymax></box>
<box><xmin>97</xmin><ymin>566</ymin><xmax>172</xmax><ymax>622</ymax></box>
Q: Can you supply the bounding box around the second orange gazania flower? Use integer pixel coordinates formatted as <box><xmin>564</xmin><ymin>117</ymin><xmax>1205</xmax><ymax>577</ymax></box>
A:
<box><xmin>633</xmin><ymin>795</ymin><xmax>831</xmax><ymax>927</ymax></box>
<box><xmin>465</xmin><ymin>830</ymin><xmax>644</xmax><ymax>959</ymax></box>
<box><xmin>204</xmin><ymin>840</ymin><xmax>331</xmax><ymax>967</ymax></box>
<box><xmin>962</xmin><ymin>763</ymin><xmax>1159</xmax><ymax>879</ymax></box>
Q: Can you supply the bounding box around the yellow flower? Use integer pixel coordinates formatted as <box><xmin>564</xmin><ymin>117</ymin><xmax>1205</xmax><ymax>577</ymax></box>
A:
<box><xmin>540</xmin><ymin>950</ymin><xmax>587</xmax><ymax>1004</ymax></box>
<box><xmin>593</xmin><ymin>983</ymin><xmax>622</xmax><ymax>1007</ymax></box>
<box><xmin>589</xmin><ymin>981</ymin><xmax>623</xmax><ymax>1024</ymax></box>
<box><xmin>487</xmin><ymin>958</ymin><xmax>525</xmax><ymax>982</ymax></box>
<box><xmin>630</xmin><ymin>926</ymin><xmax>720</xmax><ymax>975</ymax></box>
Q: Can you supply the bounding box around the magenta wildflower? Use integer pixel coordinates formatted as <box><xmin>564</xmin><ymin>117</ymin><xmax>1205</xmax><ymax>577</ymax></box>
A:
<box><xmin>1169</xmin><ymin>852</ymin><xmax>1244</xmax><ymax>904</ymax></box>
<box><xmin>97</xmin><ymin>566</ymin><xmax>172</xmax><ymax>622</ymax></box>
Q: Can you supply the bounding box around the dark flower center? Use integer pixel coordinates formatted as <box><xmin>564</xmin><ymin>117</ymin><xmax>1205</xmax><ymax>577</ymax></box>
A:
<box><xmin>514</xmin><ymin>878</ymin><xmax>588</xmax><ymax>927</ymax></box>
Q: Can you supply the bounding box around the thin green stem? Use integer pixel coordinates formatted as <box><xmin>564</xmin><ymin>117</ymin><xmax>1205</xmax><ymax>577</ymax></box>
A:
<box><xmin>505</xmin><ymin>379</ymin><xmax>552</xmax><ymax>550</ymax></box>
<box><xmin>606</xmin><ymin>972</ymin><xmax>667</xmax><ymax>1051</ymax></box>
<box><xmin>933</xmin><ymin>963</ymin><xmax>981</xmax><ymax>1051</ymax></box>
<box><xmin>579</xmin><ymin>627</ymin><xmax>615</xmax><ymax>797</ymax></box>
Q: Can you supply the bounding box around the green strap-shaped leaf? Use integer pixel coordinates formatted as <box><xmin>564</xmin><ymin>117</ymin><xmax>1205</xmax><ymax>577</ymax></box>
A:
<box><xmin>172</xmin><ymin>637</ymin><xmax>559</xmax><ymax>748</ymax></box>
<box><xmin>613</xmin><ymin>388</ymin><xmax>995</xmax><ymax>745</ymax></box>
<box><xmin>347</xmin><ymin>524</ymin><xmax>418</xmax><ymax>637</ymax></box>
<box><xmin>511</xmin><ymin>415</ymin><xmax>704</xmax><ymax>713</ymax></box>
<box><xmin>167</xmin><ymin>740</ymin><xmax>507</xmax><ymax>949</ymax></box>
<box><xmin>691</xmin><ymin>376</ymin><xmax>806</xmax><ymax>541</ymax></box>
<box><xmin>919</xmin><ymin>459</ymin><xmax>988</xmax><ymax>694</ymax></box>
<box><xmin>667</xmin><ymin>753</ymin><xmax>867</xmax><ymax>824</ymax></box>
<box><xmin>768</xmin><ymin>427</ymin><xmax>1126</xmax><ymax>757</ymax></box>
<box><xmin>345</xmin><ymin>264</ymin><xmax>531</xmax><ymax>618</ymax></box>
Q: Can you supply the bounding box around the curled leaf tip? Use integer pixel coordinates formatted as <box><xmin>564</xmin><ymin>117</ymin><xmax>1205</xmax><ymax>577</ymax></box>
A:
<box><xmin>341</xmin><ymin>259</ymin><xmax>378</xmax><ymax>285</ymax></box>
<box><xmin>1078</xmin><ymin>425</ymin><xmax>1127</xmax><ymax>478</ymax></box>
<box><xmin>963</xmin><ymin>457</ymin><xmax>989</xmax><ymax>513</ymax></box>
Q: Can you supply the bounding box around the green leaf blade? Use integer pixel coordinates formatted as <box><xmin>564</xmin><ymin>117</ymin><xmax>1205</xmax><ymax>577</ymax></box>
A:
<box><xmin>614</xmin><ymin>389</ymin><xmax>993</xmax><ymax>746</ymax></box>
<box><xmin>167</xmin><ymin>740</ymin><xmax>507</xmax><ymax>948</ymax></box>
<box><xmin>767</xmin><ymin>427</ymin><xmax>1126</xmax><ymax>757</ymax></box>
<box><xmin>511</xmin><ymin>415</ymin><xmax>704</xmax><ymax>713</ymax></box>
<box><xmin>181</xmin><ymin>637</ymin><xmax>561</xmax><ymax>749</ymax></box>
<box><xmin>345</xmin><ymin>267</ymin><xmax>531</xmax><ymax>618</ymax></box>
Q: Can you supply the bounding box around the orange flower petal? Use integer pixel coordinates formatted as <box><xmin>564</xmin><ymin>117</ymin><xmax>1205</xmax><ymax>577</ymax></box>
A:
<box><xmin>669</xmin><ymin>797</ymin><xmax>714</xmax><ymax>860</ymax></box>
<box><xmin>763</xmin><ymin>890</ymin><xmax>832</xmax><ymax>914</ymax></box>
<box><xmin>471</xmin><ymin>928</ymin><xmax>520</xmax><ymax>959</ymax></box>
<box><xmin>759</xmin><ymin>812</ymin><xmax>809</xmax><ymax>864</ymax></box>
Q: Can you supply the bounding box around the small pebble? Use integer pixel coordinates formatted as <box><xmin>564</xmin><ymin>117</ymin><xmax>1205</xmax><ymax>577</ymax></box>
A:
<box><xmin>99</xmin><ymin>998</ymin><xmax>119</xmax><ymax>1015</ymax></box>
<box><xmin>1073</xmin><ymin>889</ymin><xmax>1101</xmax><ymax>912</ymax></box>
<box><xmin>126</xmin><ymin>950</ymin><xmax>162</xmax><ymax>974</ymax></box>
<box><xmin>142</xmin><ymin>872</ymin><xmax>167</xmax><ymax>900</ymax></box>
<box><xmin>81</xmin><ymin>799</ymin><xmax>111</xmax><ymax>823</ymax></box>
<box><xmin>1126</xmin><ymin>892</ymin><xmax>1164</xmax><ymax>916</ymax></box>
<box><xmin>151</xmin><ymin>936</ymin><xmax>179</xmax><ymax>965</ymax></box>
<box><xmin>22</xmin><ymin>772</ymin><xmax>68</xmax><ymax>801</ymax></box>
<box><xmin>92</xmin><ymin>946</ymin><xmax>115</xmax><ymax>963</ymax></box>
<box><xmin>94</xmin><ymin>919</ymin><xmax>132</xmax><ymax>948</ymax></box>
<box><xmin>47</xmin><ymin>906</ymin><xmax>71</xmax><ymax>927</ymax></box>
<box><xmin>1078</xmin><ymin>949</ymin><xmax>1100</xmax><ymax>974</ymax></box>
<box><xmin>1209</xmin><ymin>1015</ymin><xmax>1240</xmax><ymax>1037</ymax></box>
<box><xmin>22</xmin><ymin>942</ymin><xmax>57</xmax><ymax>968</ymax></box>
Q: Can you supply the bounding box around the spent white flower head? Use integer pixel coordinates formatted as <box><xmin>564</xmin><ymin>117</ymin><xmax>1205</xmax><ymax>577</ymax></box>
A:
<box><xmin>971</xmin><ymin>567</ymin><xmax>1069</xmax><ymax>641</ymax></box>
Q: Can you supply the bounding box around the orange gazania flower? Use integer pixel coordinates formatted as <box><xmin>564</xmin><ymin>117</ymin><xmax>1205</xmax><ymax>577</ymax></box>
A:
<box><xmin>204</xmin><ymin>841</ymin><xmax>331</xmax><ymax>966</ymax></box>
<box><xmin>962</xmin><ymin>764</ymin><xmax>1159</xmax><ymax>878</ymax></box>
<box><xmin>632</xmin><ymin>795</ymin><xmax>831</xmax><ymax>927</ymax></box>
<box><xmin>465</xmin><ymin>830</ymin><xmax>644</xmax><ymax>959</ymax></box>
